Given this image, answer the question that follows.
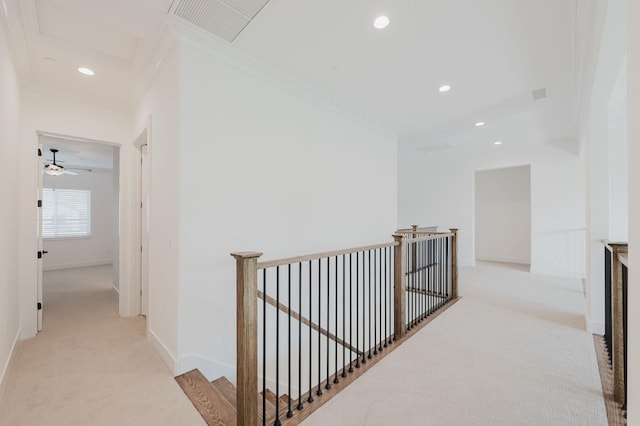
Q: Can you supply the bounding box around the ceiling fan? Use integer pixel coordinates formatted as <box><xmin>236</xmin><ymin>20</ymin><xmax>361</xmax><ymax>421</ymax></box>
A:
<box><xmin>44</xmin><ymin>148</ymin><xmax>90</xmax><ymax>176</ymax></box>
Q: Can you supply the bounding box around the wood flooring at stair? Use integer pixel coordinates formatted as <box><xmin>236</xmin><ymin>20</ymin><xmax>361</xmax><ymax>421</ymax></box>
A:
<box><xmin>176</xmin><ymin>369</ymin><xmax>237</xmax><ymax>426</ymax></box>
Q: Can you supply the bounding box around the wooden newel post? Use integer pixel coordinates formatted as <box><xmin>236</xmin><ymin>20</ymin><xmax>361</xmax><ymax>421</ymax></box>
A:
<box><xmin>231</xmin><ymin>251</ymin><xmax>263</xmax><ymax>426</ymax></box>
<box><xmin>449</xmin><ymin>229</ymin><xmax>458</xmax><ymax>299</ymax></box>
<box><xmin>393</xmin><ymin>234</ymin><xmax>406</xmax><ymax>339</ymax></box>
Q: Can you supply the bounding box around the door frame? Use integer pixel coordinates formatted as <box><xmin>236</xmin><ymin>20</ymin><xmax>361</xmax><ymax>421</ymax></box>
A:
<box><xmin>36</xmin><ymin>131</ymin><xmax>124</xmax><ymax>328</ymax></box>
<box><xmin>133</xmin><ymin>122</ymin><xmax>151</xmax><ymax>317</ymax></box>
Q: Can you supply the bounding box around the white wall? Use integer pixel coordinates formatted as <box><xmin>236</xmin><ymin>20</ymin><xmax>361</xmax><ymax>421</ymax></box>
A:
<box><xmin>475</xmin><ymin>165</ymin><xmax>531</xmax><ymax>264</ymax></box>
<box><xmin>42</xmin><ymin>169</ymin><xmax>114</xmax><ymax>271</ymax></box>
<box><xmin>583</xmin><ymin>0</ymin><xmax>627</xmax><ymax>334</ymax></box>
<box><xmin>608</xmin><ymin>63</ymin><xmax>628</xmax><ymax>242</ymax></box>
<box><xmin>399</xmin><ymin>141</ymin><xmax>585</xmax><ymax>278</ymax></box>
<box><xmin>18</xmin><ymin>89</ymin><xmax>133</xmax><ymax>338</ymax></box>
<box><xmin>626</xmin><ymin>0</ymin><xmax>639</xmax><ymax>420</ymax></box>
<box><xmin>133</xmin><ymin>44</ymin><xmax>180</xmax><ymax>371</ymax></box>
<box><xmin>0</xmin><ymin>14</ymin><xmax>22</xmax><ymax>391</ymax></box>
<box><xmin>174</xmin><ymin>34</ymin><xmax>398</xmax><ymax>380</ymax></box>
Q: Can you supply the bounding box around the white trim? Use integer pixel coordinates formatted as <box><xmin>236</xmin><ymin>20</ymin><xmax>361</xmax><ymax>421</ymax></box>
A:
<box><xmin>0</xmin><ymin>327</ymin><xmax>21</xmax><ymax>398</ymax></box>
<box><xmin>178</xmin><ymin>353</ymin><xmax>236</xmax><ymax>384</ymax></box>
<box><xmin>148</xmin><ymin>328</ymin><xmax>178</xmax><ymax>374</ymax></box>
<box><xmin>112</xmin><ymin>284</ymin><xmax>120</xmax><ymax>295</ymax></box>
<box><xmin>530</xmin><ymin>265</ymin><xmax>586</xmax><ymax>279</ymax></box>
<box><xmin>588</xmin><ymin>320</ymin><xmax>605</xmax><ymax>335</ymax></box>
<box><xmin>43</xmin><ymin>259</ymin><xmax>112</xmax><ymax>272</ymax></box>
<box><xmin>475</xmin><ymin>256</ymin><xmax>530</xmax><ymax>265</ymax></box>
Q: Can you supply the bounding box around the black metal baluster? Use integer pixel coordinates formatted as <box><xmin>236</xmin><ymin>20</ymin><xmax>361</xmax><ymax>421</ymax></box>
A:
<box><xmin>275</xmin><ymin>267</ymin><xmax>281</xmax><ymax>426</ymax></box>
<box><xmin>439</xmin><ymin>237</ymin><xmax>443</xmax><ymax>308</ymax></box>
<box><xmin>262</xmin><ymin>269</ymin><xmax>267</xmax><ymax>425</ymax></box>
<box><xmin>297</xmin><ymin>263</ymin><xmax>303</xmax><ymax>411</ymax></box>
<box><xmin>356</xmin><ymin>252</ymin><xmax>361</xmax><ymax>368</ymax></box>
<box><xmin>378</xmin><ymin>248</ymin><xmax>383</xmax><ymax>351</ymax></box>
<box><xmin>334</xmin><ymin>255</ymin><xmax>339</xmax><ymax>384</ymax></box>
<box><xmin>349</xmin><ymin>253</ymin><xmax>354</xmax><ymax>373</ymax></box>
<box><xmin>447</xmin><ymin>236</ymin><xmax>450</xmax><ymax>300</ymax></box>
<box><xmin>317</xmin><ymin>259</ymin><xmax>322</xmax><ymax>396</ymax></box>
<box><xmin>429</xmin><ymin>240</ymin><xmax>434</xmax><ymax>315</ymax></box>
<box><xmin>423</xmin><ymin>239</ymin><xmax>428</xmax><ymax>318</ymax></box>
<box><xmin>440</xmin><ymin>237</ymin><xmax>444</xmax><ymax>307</ymax></box>
<box><xmin>384</xmin><ymin>247</ymin><xmax>388</xmax><ymax>347</ymax></box>
<box><xmin>368</xmin><ymin>250</ymin><xmax>372</xmax><ymax>359</ymax></box>
<box><xmin>342</xmin><ymin>254</ymin><xmax>347</xmax><ymax>378</ymax></box>
<box><xmin>388</xmin><ymin>246</ymin><xmax>393</xmax><ymax>345</ymax></box>
<box><xmin>287</xmin><ymin>266</ymin><xmax>293</xmax><ymax>418</ymax></box>
<box><xmin>417</xmin><ymin>239</ymin><xmax>422</xmax><ymax>321</ymax></box>
<box><xmin>411</xmin><ymin>241</ymin><xmax>415</xmax><ymax>328</ymax></box>
<box><xmin>419</xmin><ymin>240</ymin><xmax>429</xmax><ymax>319</ymax></box>
<box><xmin>326</xmin><ymin>257</ymin><xmax>331</xmax><ymax>390</ymax></box>
<box><xmin>308</xmin><ymin>261</ymin><xmax>313</xmax><ymax>404</ymax></box>
<box><xmin>413</xmin><ymin>241</ymin><xmax>417</xmax><ymax>327</ymax></box>
<box><xmin>373</xmin><ymin>249</ymin><xmax>378</xmax><ymax>355</ymax></box>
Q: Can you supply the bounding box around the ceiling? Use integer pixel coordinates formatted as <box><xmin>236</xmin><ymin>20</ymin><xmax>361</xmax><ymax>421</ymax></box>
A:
<box><xmin>41</xmin><ymin>135</ymin><xmax>115</xmax><ymax>169</ymax></box>
<box><xmin>2</xmin><ymin>0</ymin><xmax>580</xmax><ymax>154</ymax></box>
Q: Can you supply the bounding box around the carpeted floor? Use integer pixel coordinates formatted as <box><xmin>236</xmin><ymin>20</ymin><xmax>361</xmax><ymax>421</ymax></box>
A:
<box><xmin>302</xmin><ymin>261</ymin><xmax>608</xmax><ymax>425</ymax></box>
<box><xmin>0</xmin><ymin>265</ymin><xmax>205</xmax><ymax>426</ymax></box>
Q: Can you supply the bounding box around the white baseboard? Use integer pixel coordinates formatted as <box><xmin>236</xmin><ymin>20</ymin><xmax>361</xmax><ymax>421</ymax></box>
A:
<box><xmin>476</xmin><ymin>256</ymin><xmax>530</xmax><ymax>265</ymax></box>
<box><xmin>178</xmin><ymin>353</ymin><xmax>236</xmax><ymax>383</ymax></box>
<box><xmin>43</xmin><ymin>259</ymin><xmax>112</xmax><ymax>272</ymax></box>
<box><xmin>148</xmin><ymin>328</ymin><xmax>178</xmax><ymax>374</ymax></box>
<box><xmin>588</xmin><ymin>320</ymin><xmax>605</xmax><ymax>335</ymax></box>
<box><xmin>0</xmin><ymin>327</ymin><xmax>21</xmax><ymax>398</ymax></box>
<box><xmin>529</xmin><ymin>265</ymin><xmax>585</xmax><ymax>279</ymax></box>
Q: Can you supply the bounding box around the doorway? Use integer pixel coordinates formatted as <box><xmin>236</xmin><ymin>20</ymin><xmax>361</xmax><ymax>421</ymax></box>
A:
<box><xmin>474</xmin><ymin>165</ymin><xmax>531</xmax><ymax>266</ymax></box>
<box><xmin>38</xmin><ymin>133</ymin><xmax>121</xmax><ymax>330</ymax></box>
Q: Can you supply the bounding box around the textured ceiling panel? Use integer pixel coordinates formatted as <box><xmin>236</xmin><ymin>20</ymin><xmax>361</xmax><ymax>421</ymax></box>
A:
<box><xmin>173</xmin><ymin>0</ymin><xmax>269</xmax><ymax>43</ymax></box>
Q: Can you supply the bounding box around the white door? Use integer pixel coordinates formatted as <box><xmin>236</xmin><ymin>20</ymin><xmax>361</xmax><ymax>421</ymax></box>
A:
<box><xmin>37</xmin><ymin>144</ymin><xmax>44</xmax><ymax>331</ymax></box>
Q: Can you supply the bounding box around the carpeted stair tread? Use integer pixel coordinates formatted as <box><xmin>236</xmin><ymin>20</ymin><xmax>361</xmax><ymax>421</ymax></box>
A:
<box><xmin>175</xmin><ymin>369</ymin><xmax>237</xmax><ymax>426</ymax></box>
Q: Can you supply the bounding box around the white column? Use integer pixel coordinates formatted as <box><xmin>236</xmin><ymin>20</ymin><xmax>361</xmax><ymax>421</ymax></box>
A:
<box><xmin>627</xmin><ymin>0</ymin><xmax>640</xmax><ymax>421</ymax></box>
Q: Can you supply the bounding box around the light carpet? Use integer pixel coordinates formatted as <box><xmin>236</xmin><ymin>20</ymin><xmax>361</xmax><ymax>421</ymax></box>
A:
<box><xmin>302</xmin><ymin>262</ymin><xmax>607</xmax><ymax>426</ymax></box>
<box><xmin>0</xmin><ymin>265</ymin><xmax>205</xmax><ymax>426</ymax></box>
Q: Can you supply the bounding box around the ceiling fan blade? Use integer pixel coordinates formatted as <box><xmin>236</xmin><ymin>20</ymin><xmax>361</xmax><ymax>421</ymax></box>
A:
<box><xmin>66</xmin><ymin>167</ymin><xmax>92</xmax><ymax>173</ymax></box>
<box><xmin>63</xmin><ymin>169</ymin><xmax>78</xmax><ymax>176</ymax></box>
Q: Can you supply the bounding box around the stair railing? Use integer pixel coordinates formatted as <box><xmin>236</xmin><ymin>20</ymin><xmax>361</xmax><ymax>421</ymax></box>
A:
<box><xmin>602</xmin><ymin>241</ymin><xmax>629</xmax><ymax>415</ymax></box>
<box><xmin>232</xmin><ymin>228</ymin><xmax>458</xmax><ymax>425</ymax></box>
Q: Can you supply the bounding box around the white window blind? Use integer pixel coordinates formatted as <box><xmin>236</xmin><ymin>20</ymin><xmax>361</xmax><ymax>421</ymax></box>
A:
<box><xmin>42</xmin><ymin>188</ymin><xmax>91</xmax><ymax>238</ymax></box>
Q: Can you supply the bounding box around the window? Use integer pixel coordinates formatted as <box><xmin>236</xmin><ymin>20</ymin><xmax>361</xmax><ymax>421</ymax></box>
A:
<box><xmin>42</xmin><ymin>188</ymin><xmax>91</xmax><ymax>238</ymax></box>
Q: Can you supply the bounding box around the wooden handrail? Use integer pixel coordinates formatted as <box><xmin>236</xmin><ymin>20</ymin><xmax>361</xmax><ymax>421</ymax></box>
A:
<box><xmin>401</xmin><ymin>232</ymin><xmax>454</xmax><ymax>243</ymax></box>
<box><xmin>257</xmin><ymin>290</ymin><xmax>363</xmax><ymax>356</ymax></box>
<box><xmin>258</xmin><ymin>241</ymin><xmax>397</xmax><ymax>270</ymax></box>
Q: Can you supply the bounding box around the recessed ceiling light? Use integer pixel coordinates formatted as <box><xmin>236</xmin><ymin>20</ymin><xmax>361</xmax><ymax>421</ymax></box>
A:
<box><xmin>43</xmin><ymin>57</ymin><xmax>57</xmax><ymax>63</ymax></box>
<box><xmin>373</xmin><ymin>16</ymin><xmax>390</xmax><ymax>29</ymax></box>
<box><xmin>494</xmin><ymin>141</ymin><xmax>502</xmax><ymax>145</ymax></box>
<box><xmin>78</xmin><ymin>67</ymin><xmax>94</xmax><ymax>76</ymax></box>
<box><xmin>438</xmin><ymin>85</ymin><xmax>451</xmax><ymax>93</ymax></box>
<box><xmin>475</xmin><ymin>121</ymin><xmax>486</xmax><ymax>127</ymax></box>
